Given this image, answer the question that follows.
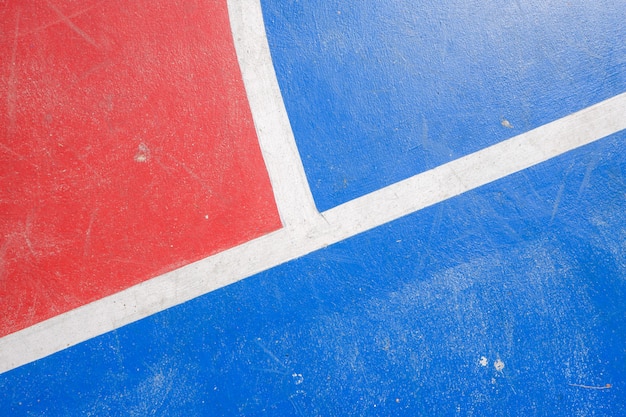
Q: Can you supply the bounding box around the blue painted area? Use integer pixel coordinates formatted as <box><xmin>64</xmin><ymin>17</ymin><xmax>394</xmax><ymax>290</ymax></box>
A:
<box><xmin>2</xmin><ymin>132</ymin><xmax>625</xmax><ymax>416</ymax></box>
<box><xmin>262</xmin><ymin>0</ymin><xmax>626</xmax><ymax>211</ymax></box>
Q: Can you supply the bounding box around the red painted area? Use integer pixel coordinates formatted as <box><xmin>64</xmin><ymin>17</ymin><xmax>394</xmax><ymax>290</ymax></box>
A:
<box><xmin>0</xmin><ymin>1</ymin><xmax>281</xmax><ymax>337</ymax></box>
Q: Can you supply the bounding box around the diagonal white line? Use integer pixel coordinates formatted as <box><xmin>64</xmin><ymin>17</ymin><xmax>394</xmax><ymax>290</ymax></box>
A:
<box><xmin>320</xmin><ymin>92</ymin><xmax>626</xmax><ymax>234</ymax></box>
<box><xmin>2</xmin><ymin>91</ymin><xmax>624</xmax><ymax>375</ymax></box>
<box><xmin>1</xmin><ymin>0</ymin><xmax>625</xmax><ymax>375</ymax></box>
<box><xmin>228</xmin><ymin>0</ymin><xmax>320</xmax><ymax>228</ymax></box>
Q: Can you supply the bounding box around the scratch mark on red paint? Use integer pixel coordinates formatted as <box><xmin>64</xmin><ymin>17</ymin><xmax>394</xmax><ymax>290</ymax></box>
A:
<box><xmin>110</xmin><ymin>257</ymin><xmax>153</xmax><ymax>267</ymax></box>
<box><xmin>7</xmin><ymin>9</ymin><xmax>20</xmax><ymax>138</ymax></box>
<box><xmin>24</xmin><ymin>291</ymin><xmax>39</xmax><ymax>329</ymax></box>
<box><xmin>77</xmin><ymin>60</ymin><xmax>112</xmax><ymax>82</ymax></box>
<box><xmin>23</xmin><ymin>215</ymin><xmax>36</xmax><ymax>257</ymax></box>
<box><xmin>0</xmin><ymin>142</ymin><xmax>25</xmax><ymax>161</ymax></box>
<box><xmin>83</xmin><ymin>209</ymin><xmax>98</xmax><ymax>258</ymax></box>
<box><xmin>0</xmin><ymin>235</ymin><xmax>16</xmax><ymax>284</ymax></box>
<box><xmin>76</xmin><ymin>154</ymin><xmax>106</xmax><ymax>184</ymax></box>
<box><xmin>162</xmin><ymin>154</ymin><xmax>215</xmax><ymax>197</ymax></box>
<box><xmin>19</xmin><ymin>2</ymin><xmax>103</xmax><ymax>38</ymax></box>
<box><xmin>45</xmin><ymin>1</ymin><xmax>98</xmax><ymax>48</ymax></box>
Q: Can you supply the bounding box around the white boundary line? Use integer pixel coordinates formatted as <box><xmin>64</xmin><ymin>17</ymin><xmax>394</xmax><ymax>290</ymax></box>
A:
<box><xmin>1</xmin><ymin>1</ymin><xmax>625</xmax><ymax>375</ymax></box>
<box><xmin>228</xmin><ymin>0</ymin><xmax>319</xmax><ymax>228</ymax></box>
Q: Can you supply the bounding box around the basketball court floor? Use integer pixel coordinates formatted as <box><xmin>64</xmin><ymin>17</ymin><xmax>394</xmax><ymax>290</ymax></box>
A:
<box><xmin>1</xmin><ymin>1</ymin><xmax>625</xmax><ymax>415</ymax></box>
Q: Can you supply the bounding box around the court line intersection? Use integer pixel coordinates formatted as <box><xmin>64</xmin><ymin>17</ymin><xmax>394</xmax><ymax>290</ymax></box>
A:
<box><xmin>1</xmin><ymin>0</ymin><xmax>625</xmax><ymax>375</ymax></box>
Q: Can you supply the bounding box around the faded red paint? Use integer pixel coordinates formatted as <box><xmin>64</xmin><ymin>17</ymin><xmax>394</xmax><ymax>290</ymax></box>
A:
<box><xmin>0</xmin><ymin>0</ymin><xmax>281</xmax><ymax>337</ymax></box>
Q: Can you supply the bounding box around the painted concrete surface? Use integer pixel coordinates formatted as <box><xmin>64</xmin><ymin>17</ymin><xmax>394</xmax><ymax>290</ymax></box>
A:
<box><xmin>1</xmin><ymin>0</ymin><xmax>626</xmax><ymax>416</ymax></box>
<box><xmin>0</xmin><ymin>0</ymin><xmax>280</xmax><ymax>337</ymax></box>
<box><xmin>2</xmin><ymin>133</ymin><xmax>625</xmax><ymax>416</ymax></box>
<box><xmin>263</xmin><ymin>0</ymin><xmax>626</xmax><ymax>211</ymax></box>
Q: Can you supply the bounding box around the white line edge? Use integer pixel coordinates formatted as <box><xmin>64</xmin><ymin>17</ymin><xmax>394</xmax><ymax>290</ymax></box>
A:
<box><xmin>1</xmin><ymin>2</ymin><xmax>625</xmax><ymax>375</ymax></box>
<box><xmin>228</xmin><ymin>0</ymin><xmax>320</xmax><ymax>228</ymax></box>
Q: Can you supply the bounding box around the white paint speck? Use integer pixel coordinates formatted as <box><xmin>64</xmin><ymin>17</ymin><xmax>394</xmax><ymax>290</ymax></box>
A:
<box><xmin>204</xmin><ymin>214</ymin><xmax>209</xmax><ymax>220</ymax></box>
<box><xmin>134</xmin><ymin>143</ymin><xmax>150</xmax><ymax>163</ymax></box>
<box><xmin>292</xmin><ymin>373</ymin><xmax>303</xmax><ymax>385</ymax></box>
<box><xmin>501</xmin><ymin>119</ymin><xmax>514</xmax><ymax>129</ymax></box>
<box><xmin>479</xmin><ymin>356</ymin><xmax>488</xmax><ymax>367</ymax></box>
<box><xmin>494</xmin><ymin>359</ymin><xmax>505</xmax><ymax>372</ymax></box>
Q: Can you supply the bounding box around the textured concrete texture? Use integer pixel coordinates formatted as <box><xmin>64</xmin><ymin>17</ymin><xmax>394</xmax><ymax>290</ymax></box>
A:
<box><xmin>1</xmin><ymin>1</ymin><xmax>625</xmax><ymax>415</ymax></box>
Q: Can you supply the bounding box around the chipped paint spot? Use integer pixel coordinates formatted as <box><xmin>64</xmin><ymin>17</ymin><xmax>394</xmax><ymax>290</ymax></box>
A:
<box><xmin>501</xmin><ymin>119</ymin><xmax>514</xmax><ymax>128</ymax></box>
<box><xmin>134</xmin><ymin>143</ymin><xmax>150</xmax><ymax>163</ymax></box>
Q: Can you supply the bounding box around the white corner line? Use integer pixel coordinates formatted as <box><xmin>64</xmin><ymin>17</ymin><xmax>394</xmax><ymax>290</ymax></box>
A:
<box><xmin>227</xmin><ymin>0</ymin><xmax>320</xmax><ymax>228</ymax></box>
<box><xmin>2</xmin><ymin>92</ymin><xmax>625</xmax><ymax>375</ymax></box>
